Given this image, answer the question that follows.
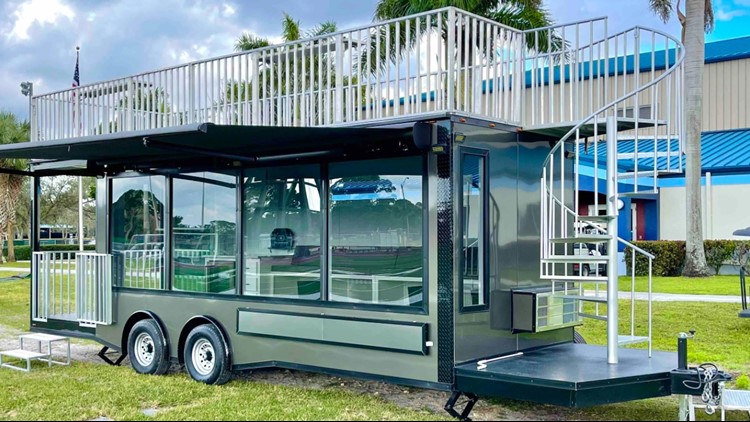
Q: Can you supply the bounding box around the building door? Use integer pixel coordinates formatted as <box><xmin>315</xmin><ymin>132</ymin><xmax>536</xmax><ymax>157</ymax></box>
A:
<box><xmin>631</xmin><ymin>203</ymin><xmax>638</xmax><ymax>241</ymax></box>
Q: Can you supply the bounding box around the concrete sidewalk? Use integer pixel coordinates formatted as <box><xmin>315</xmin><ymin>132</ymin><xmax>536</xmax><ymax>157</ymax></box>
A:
<box><xmin>586</xmin><ymin>290</ymin><xmax>742</xmax><ymax>303</ymax></box>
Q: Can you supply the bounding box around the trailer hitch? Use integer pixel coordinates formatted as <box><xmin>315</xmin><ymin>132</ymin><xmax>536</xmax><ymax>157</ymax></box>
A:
<box><xmin>670</xmin><ymin>330</ymin><xmax>732</xmax><ymax>418</ymax></box>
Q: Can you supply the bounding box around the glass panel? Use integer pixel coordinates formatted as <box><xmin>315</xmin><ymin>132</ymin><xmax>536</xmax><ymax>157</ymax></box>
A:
<box><xmin>111</xmin><ymin>176</ymin><xmax>166</xmax><ymax>289</ymax></box>
<box><xmin>462</xmin><ymin>154</ymin><xmax>485</xmax><ymax>308</ymax></box>
<box><xmin>172</xmin><ymin>172</ymin><xmax>237</xmax><ymax>294</ymax></box>
<box><xmin>243</xmin><ymin>165</ymin><xmax>322</xmax><ymax>299</ymax></box>
<box><xmin>329</xmin><ymin>156</ymin><xmax>423</xmax><ymax>307</ymax></box>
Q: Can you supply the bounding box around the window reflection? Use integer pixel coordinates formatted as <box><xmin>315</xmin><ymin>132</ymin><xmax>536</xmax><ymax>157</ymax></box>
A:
<box><xmin>172</xmin><ymin>172</ymin><xmax>237</xmax><ymax>294</ymax></box>
<box><xmin>243</xmin><ymin>165</ymin><xmax>322</xmax><ymax>299</ymax></box>
<box><xmin>111</xmin><ymin>176</ymin><xmax>166</xmax><ymax>290</ymax></box>
<box><xmin>461</xmin><ymin>154</ymin><xmax>485</xmax><ymax>308</ymax></box>
<box><xmin>329</xmin><ymin>157</ymin><xmax>423</xmax><ymax>307</ymax></box>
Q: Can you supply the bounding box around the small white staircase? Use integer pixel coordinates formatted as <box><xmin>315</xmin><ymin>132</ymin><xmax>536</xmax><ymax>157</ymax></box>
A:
<box><xmin>536</xmin><ymin>26</ymin><xmax>685</xmax><ymax>365</ymax></box>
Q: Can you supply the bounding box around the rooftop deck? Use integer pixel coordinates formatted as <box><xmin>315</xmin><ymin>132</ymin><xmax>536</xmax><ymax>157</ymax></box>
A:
<box><xmin>29</xmin><ymin>7</ymin><xmax>681</xmax><ymax>145</ymax></box>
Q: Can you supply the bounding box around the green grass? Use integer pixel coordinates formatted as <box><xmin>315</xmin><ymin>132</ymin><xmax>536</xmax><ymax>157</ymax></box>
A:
<box><xmin>0</xmin><ymin>363</ymin><xmax>443</xmax><ymax>421</ymax></box>
<box><xmin>618</xmin><ymin>275</ymin><xmax>742</xmax><ymax>296</ymax></box>
<box><xmin>0</xmin><ymin>278</ymin><xmax>31</xmax><ymax>332</ymax></box>
<box><xmin>0</xmin><ymin>262</ymin><xmax>31</xmax><ymax>269</ymax></box>
<box><xmin>493</xmin><ymin>396</ymin><xmax>749</xmax><ymax>421</ymax></box>
<box><xmin>578</xmin><ymin>300</ymin><xmax>750</xmax><ymax>373</ymax></box>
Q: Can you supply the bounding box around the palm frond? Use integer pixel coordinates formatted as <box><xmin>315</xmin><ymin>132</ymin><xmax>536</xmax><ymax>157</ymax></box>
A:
<box><xmin>649</xmin><ymin>0</ymin><xmax>674</xmax><ymax>23</ymax></box>
<box><xmin>282</xmin><ymin>13</ymin><xmax>301</xmax><ymax>42</ymax></box>
<box><xmin>704</xmin><ymin>0</ymin><xmax>714</xmax><ymax>33</ymax></box>
<box><xmin>235</xmin><ymin>32</ymin><xmax>271</xmax><ymax>52</ymax></box>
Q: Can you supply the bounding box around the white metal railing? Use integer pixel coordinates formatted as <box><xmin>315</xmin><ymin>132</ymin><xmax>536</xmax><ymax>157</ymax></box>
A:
<box><xmin>31</xmin><ymin>252</ymin><xmax>77</xmax><ymax>322</ymax></box>
<box><xmin>31</xmin><ymin>7</ymin><xmax>531</xmax><ymax>141</ymax></box>
<box><xmin>76</xmin><ymin>253</ymin><xmax>113</xmax><ymax>326</ymax></box>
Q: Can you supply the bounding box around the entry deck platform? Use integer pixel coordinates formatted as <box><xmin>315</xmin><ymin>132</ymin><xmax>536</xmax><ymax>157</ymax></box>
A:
<box><xmin>455</xmin><ymin>343</ymin><xmax>678</xmax><ymax>408</ymax></box>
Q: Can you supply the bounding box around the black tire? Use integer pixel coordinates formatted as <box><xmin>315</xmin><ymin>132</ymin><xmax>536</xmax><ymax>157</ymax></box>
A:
<box><xmin>574</xmin><ymin>331</ymin><xmax>587</xmax><ymax>344</ymax></box>
<box><xmin>582</xmin><ymin>265</ymin><xmax>590</xmax><ymax>277</ymax></box>
<box><xmin>184</xmin><ymin>324</ymin><xmax>231</xmax><ymax>385</ymax></box>
<box><xmin>128</xmin><ymin>319</ymin><xmax>170</xmax><ymax>375</ymax></box>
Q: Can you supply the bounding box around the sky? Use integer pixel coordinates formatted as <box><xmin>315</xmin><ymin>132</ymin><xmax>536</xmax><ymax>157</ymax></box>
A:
<box><xmin>1</xmin><ymin>0</ymin><xmax>749</xmax><ymax>121</ymax></box>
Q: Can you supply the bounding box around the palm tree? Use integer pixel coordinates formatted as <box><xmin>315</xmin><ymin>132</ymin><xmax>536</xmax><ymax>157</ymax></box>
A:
<box><xmin>650</xmin><ymin>0</ymin><xmax>713</xmax><ymax>277</ymax></box>
<box><xmin>371</xmin><ymin>0</ymin><xmax>559</xmax><ymax>109</ymax></box>
<box><xmin>0</xmin><ymin>112</ymin><xmax>30</xmax><ymax>262</ymax></box>
<box><xmin>232</xmin><ymin>14</ymin><xmax>347</xmax><ymax>124</ymax></box>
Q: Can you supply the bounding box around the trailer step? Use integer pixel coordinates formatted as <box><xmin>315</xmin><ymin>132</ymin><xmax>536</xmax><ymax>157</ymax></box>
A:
<box><xmin>557</xmin><ymin>294</ymin><xmax>608</xmax><ymax>304</ymax></box>
<box><xmin>0</xmin><ymin>349</ymin><xmax>49</xmax><ymax>372</ymax></box>
<box><xmin>542</xmin><ymin>256</ymin><xmax>609</xmax><ymax>263</ymax></box>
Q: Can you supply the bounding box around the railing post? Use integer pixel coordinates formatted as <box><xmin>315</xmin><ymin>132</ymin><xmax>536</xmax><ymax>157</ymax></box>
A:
<box><xmin>335</xmin><ymin>34</ymin><xmax>344</xmax><ymax>123</ymax></box>
<box><xmin>447</xmin><ymin>8</ymin><xmax>456</xmax><ymax>111</ymax></box>
<box><xmin>606</xmin><ymin>115</ymin><xmax>619</xmax><ymax>364</ymax></box>
<box><xmin>128</xmin><ymin>78</ymin><xmax>136</xmax><ymax>131</ymax></box>
<box><xmin>188</xmin><ymin>64</ymin><xmax>196</xmax><ymax>124</ymax></box>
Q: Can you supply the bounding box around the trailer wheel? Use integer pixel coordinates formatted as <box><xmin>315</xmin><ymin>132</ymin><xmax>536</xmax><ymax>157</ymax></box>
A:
<box><xmin>574</xmin><ymin>331</ymin><xmax>587</xmax><ymax>344</ymax></box>
<box><xmin>128</xmin><ymin>319</ymin><xmax>170</xmax><ymax>375</ymax></box>
<box><xmin>184</xmin><ymin>324</ymin><xmax>231</xmax><ymax>385</ymax></box>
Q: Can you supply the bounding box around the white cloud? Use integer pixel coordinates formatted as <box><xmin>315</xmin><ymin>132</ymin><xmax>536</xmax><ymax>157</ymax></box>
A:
<box><xmin>8</xmin><ymin>0</ymin><xmax>75</xmax><ymax>41</ymax></box>
<box><xmin>716</xmin><ymin>8</ymin><xmax>747</xmax><ymax>21</ymax></box>
<box><xmin>223</xmin><ymin>3</ymin><xmax>236</xmax><ymax>17</ymax></box>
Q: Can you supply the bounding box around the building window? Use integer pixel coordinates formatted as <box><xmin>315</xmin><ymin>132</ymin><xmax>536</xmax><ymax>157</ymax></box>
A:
<box><xmin>243</xmin><ymin>165</ymin><xmax>322</xmax><ymax>300</ymax></box>
<box><xmin>328</xmin><ymin>156</ymin><xmax>424</xmax><ymax>307</ymax></box>
<box><xmin>460</xmin><ymin>151</ymin><xmax>487</xmax><ymax>310</ymax></box>
<box><xmin>111</xmin><ymin>175</ymin><xmax>166</xmax><ymax>290</ymax></box>
<box><xmin>172</xmin><ymin>172</ymin><xmax>238</xmax><ymax>295</ymax></box>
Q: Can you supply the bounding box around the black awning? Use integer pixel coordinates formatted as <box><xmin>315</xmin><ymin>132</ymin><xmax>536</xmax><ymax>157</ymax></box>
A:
<box><xmin>0</xmin><ymin>123</ymin><xmax>415</xmax><ymax>174</ymax></box>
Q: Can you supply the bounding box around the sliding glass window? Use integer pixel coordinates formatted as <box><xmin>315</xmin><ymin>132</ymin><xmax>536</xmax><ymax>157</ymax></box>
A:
<box><xmin>111</xmin><ymin>176</ymin><xmax>166</xmax><ymax>290</ymax></box>
<box><xmin>243</xmin><ymin>165</ymin><xmax>322</xmax><ymax>299</ymax></box>
<box><xmin>172</xmin><ymin>172</ymin><xmax>238</xmax><ymax>295</ymax></box>
<box><xmin>460</xmin><ymin>151</ymin><xmax>488</xmax><ymax>310</ymax></box>
<box><xmin>329</xmin><ymin>156</ymin><xmax>424</xmax><ymax>308</ymax></box>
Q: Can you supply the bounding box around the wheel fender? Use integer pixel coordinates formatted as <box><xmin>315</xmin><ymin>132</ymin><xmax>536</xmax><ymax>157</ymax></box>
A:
<box><xmin>122</xmin><ymin>311</ymin><xmax>170</xmax><ymax>360</ymax></box>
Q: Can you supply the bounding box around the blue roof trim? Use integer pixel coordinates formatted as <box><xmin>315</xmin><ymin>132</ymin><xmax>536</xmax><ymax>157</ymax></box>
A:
<box><xmin>579</xmin><ymin>127</ymin><xmax>750</xmax><ymax>174</ymax></box>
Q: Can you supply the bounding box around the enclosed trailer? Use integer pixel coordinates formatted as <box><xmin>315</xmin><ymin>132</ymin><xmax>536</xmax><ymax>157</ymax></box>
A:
<box><xmin>7</xmin><ymin>7</ymin><xmax>727</xmax><ymax>419</ymax></box>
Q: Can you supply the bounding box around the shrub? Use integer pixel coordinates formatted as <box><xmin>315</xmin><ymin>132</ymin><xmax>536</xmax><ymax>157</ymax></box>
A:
<box><xmin>2</xmin><ymin>244</ymin><xmax>96</xmax><ymax>261</ymax></box>
<box><xmin>624</xmin><ymin>241</ymin><xmax>685</xmax><ymax>276</ymax></box>
<box><xmin>704</xmin><ymin>240</ymin><xmax>737</xmax><ymax>275</ymax></box>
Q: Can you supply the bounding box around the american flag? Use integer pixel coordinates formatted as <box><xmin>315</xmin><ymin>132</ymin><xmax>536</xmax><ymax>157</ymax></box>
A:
<box><xmin>72</xmin><ymin>48</ymin><xmax>80</xmax><ymax>89</ymax></box>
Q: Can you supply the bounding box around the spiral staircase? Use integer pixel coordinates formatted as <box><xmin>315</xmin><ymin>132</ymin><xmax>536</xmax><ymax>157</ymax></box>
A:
<box><xmin>535</xmin><ymin>27</ymin><xmax>685</xmax><ymax>364</ymax></box>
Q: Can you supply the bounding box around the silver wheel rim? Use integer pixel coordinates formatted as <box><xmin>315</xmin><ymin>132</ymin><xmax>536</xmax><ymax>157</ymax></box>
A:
<box><xmin>192</xmin><ymin>339</ymin><xmax>215</xmax><ymax>376</ymax></box>
<box><xmin>134</xmin><ymin>332</ymin><xmax>155</xmax><ymax>367</ymax></box>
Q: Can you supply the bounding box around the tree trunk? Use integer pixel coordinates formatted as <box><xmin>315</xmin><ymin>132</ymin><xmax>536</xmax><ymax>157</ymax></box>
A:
<box><xmin>5</xmin><ymin>175</ymin><xmax>24</xmax><ymax>263</ymax></box>
<box><xmin>681</xmin><ymin>0</ymin><xmax>711</xmax><ymax>277</ymax></box>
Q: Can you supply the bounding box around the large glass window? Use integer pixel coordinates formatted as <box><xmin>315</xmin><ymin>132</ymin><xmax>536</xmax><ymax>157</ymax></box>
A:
<box><xmin>243</xmin><ymin>165</ymin><xmax>322</xmax><ymax>299</ymax></box>
<box><xmin>461</xmin><ymin>152</ymin><xmax>487</xmax><ymax>309</ymax></box>
<box><xmin>172</xmin><ymin>172</ymin><xmax>238</xmax><ymax>294</ymax></box>
<box><xmin>111</xmin><ymin>176</ymin><xmax>166</xmax><ymax>289</ymax></box>
<box><xmin>329</xmin><ymin>156</ymin><xmax>423</xmax><ymax>307</ymax></box>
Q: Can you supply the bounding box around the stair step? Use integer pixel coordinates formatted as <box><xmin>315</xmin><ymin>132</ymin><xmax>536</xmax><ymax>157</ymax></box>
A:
<box><xmin>0</xmin><ymin>349</ymin><xmax>48</xmax><ymax>360</ymax></box>
<box><xmin>618</xmin><ymin>169</ymin><xmax>683</xmax><ymax>179</ymax></box>
<box><xmin>556</xmin><ymin>294</ymin><xmax>608</xmax><ymax>304</ymax></box>
<box><xmin>617</xmin><ymin>335</ymin><xmax>650</xmax><ymax>346</ymax></box>
<box><xmin>549</xmin><ymin>235</ymin><xmax>612</xmax><ymax>243</ymax></box>
<box><xmin>542</xmin><ymin>256</ymin><xmax>609</xmax><ymax>263</ymax></box>
<box><xmin>578</xmin><ymin>215</ymin><xmax>616</xmax><ymax>223</ymax></box>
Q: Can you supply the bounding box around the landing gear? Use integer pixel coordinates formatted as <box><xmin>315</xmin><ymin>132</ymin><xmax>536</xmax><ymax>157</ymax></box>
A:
<box><xmin>444</xmin><ymin>391</ymin><xmax>479</xmax><ymax>421</ymax></box>
<box><xmin>97</xmin><ymin>346</ymin><xmax>127</xmax><ymax>366</ymax></box>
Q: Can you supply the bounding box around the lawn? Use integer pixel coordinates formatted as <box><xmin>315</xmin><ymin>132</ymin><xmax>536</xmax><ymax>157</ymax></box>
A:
<box><xmin>618</xmin><ymin>275</ymin><xmax>742</xmax><ymax>296</ymax></box>
<box><xmin>0</xmin><ymin>275</ymin><xmax>31</xmax><ymax>332</ymax></box>
<box><xmin>0</xmin><ymin>363</ymin><xmax>443</xmax><ymax>421</ymax></box>
<box><xmin>578</xmin><ymin>300</ymin><xmax>750</xmax><ymax>374</ymax></box>
<box><xmin>0</xmin><ymin>262</ymin><xmax>31</xmax><ymax>269</ymax></box>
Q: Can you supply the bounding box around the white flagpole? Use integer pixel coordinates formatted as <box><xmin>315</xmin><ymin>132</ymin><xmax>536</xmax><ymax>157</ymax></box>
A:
<box><xmin>77</xmin><ymin>46</ymin><xmax>84</xmax><ymax>252</ymax></box>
